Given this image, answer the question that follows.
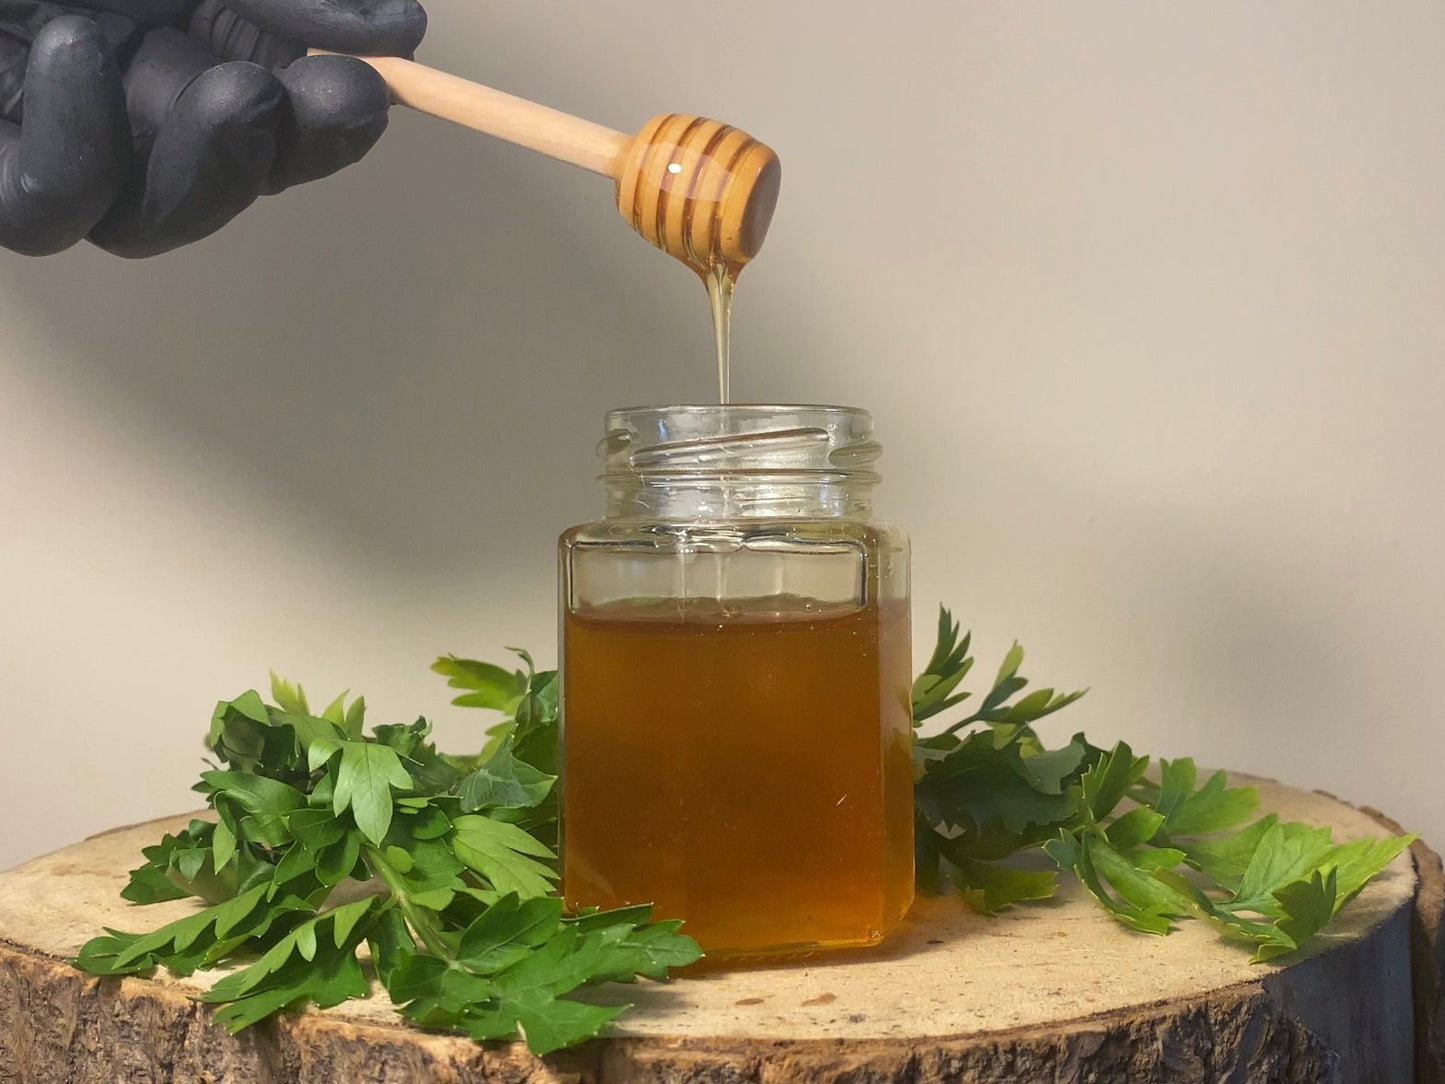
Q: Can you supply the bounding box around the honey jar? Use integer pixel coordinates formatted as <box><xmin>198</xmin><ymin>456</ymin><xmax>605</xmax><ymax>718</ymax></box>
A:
<box><xmin>559</xmin><ymin>405</ymin><xmax>912</xmax><ymax>958</ymax></box>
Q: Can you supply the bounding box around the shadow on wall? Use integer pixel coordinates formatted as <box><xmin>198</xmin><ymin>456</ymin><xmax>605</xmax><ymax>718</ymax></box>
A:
<box><xmin>0</xmin><ymin>116</ymin><xmax>716</xmax><ymax>571</ymax></box>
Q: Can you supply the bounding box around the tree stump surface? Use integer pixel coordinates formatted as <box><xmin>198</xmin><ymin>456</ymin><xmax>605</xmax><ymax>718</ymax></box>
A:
<box><xmin>0</xmin><ymin>775</ymin><xmax>1439</xmax><ymax>1083</ymax></box>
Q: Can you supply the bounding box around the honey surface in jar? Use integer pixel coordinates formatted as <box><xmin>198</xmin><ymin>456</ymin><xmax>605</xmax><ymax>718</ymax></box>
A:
<box><xmin>561</xmin><ymin>596</ymin><xmax>913</xmax><ymax>958</ymax></box>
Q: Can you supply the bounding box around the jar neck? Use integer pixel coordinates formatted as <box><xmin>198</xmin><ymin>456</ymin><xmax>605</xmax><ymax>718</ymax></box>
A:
<box><xmin>596</xmin><ymin>405</ymin><xmax>883</xmax><ymax>521</ymax></box>
<box><xmin>605</xmin><ymin>473</ymin><xmax>875</xmax><ymax>520</ymax></box>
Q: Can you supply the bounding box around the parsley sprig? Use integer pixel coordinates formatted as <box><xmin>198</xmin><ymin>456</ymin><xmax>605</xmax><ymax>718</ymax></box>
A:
<box><xmin>913</xmin><ymin>608</ymin><xmax>1415</xmax><ymax>961</ymax></box>
<box><xmin>74</xmin><ymin>656</ymin><xmax>700</xmax><ymax>1055</ymax></box>
<box><xmin>73</xmin><ymin>606</ymin><xmax>1414</xmax><ymax>1053</ymax></box>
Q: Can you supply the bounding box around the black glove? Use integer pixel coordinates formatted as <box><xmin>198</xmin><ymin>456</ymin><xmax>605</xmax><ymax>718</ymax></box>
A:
<box><xmin>0</xmin><ymin>0</ymin><xmax>426</xmax><ymax>257</ymax></box>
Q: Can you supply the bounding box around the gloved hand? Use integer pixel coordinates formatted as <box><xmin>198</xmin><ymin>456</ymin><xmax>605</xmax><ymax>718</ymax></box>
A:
<box><xmin>0</xmin><ymin>0</ymin><xmax>426</xmax><ymax>258</ymax></box>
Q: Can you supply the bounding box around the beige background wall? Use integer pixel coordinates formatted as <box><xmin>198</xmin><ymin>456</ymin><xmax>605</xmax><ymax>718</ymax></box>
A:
<box><xmin>1</xmin><ymin>1</ymin><xmax>1441</xmax><ymax>870</ymax></box>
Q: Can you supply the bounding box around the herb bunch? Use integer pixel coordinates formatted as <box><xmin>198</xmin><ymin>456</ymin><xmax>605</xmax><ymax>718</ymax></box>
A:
<box><xmin>72</xmin><ymin>607</ymin><xmax>1414</xmax><ymax>1055</ymax></box>
<box><xmin>74</xmin><ymin>655</ymin><xmax>700</xmax><ymax>1055</ymax></box>
<box><xmin>913</xmin><ymin>608</ymin><xmax>1414</xmax><ymax>961</ymax></box>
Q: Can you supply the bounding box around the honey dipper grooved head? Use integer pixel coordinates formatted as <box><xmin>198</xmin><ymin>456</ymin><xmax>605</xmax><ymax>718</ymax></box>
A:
<box><xmin>615</xmin><ymin>113</ymin><xmax>782</xmax><ymax>275</ymax></box>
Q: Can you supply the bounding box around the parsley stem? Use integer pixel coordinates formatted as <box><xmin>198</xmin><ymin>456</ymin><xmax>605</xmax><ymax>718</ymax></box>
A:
<box><xmin>363</xmin><ymin>845</ymin><xmax>451</xmax><ymax>960</ymax></box>
<box><xmin>940</xmin><ymin>713</ymin><xmax>981</xmax><ymax>737</ymax></box>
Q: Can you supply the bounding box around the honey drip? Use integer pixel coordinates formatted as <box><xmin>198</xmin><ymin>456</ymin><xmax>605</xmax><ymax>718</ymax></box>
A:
<box><xmin>705</xmin><ymin>264</ymin><xmax>733</xmax><ymax>404</ymax></box>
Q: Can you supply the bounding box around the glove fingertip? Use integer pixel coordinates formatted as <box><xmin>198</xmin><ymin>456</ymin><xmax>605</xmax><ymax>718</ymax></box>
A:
<box><xmin>187</xmin><ymin>60</ymin><xmax>286</xmax><ymax>126</ymax></box>
<box><xmin>27</xmin><ymin>14</ymin><xmax>108</xmax><ymax>63</ymax></box>
<box><xmin>281</xmin><ymin>55</ymin><xmax>389</xmax><ymax>120</ymax></box>
<box><xmin>398</xmin><ymin>1</ymin><xmax>428</xmax><ymax>55</ymax></box>
<box><xmin>265</xmin><ymin>55</ymin><xmax>389</xmax><ymax>193</ymax></box>
<box><xmin>353</xmin><ymin>0</ymin><xmax>428</xmax><ymax>57</ymax></box>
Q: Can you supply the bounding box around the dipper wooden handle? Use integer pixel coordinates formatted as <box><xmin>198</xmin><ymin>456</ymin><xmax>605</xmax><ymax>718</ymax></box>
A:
<box><xmin>318</xmin><ymin>52</ymin><xmax>781</xmax><ymax>273</ymax></box>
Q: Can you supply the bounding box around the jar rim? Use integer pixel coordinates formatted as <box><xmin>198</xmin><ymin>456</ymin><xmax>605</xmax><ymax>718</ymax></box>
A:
<box><xmin>599</xmin><ymin>405</ymin><xmax>880</xmax><ymax>480</ymax></box>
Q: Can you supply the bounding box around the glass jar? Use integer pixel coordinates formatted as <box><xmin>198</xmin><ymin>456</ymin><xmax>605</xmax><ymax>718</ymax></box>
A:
<box><xmin>558</xmin><ymin>405</ymin><xmax>912</xmax><ymax>960</ymax></box>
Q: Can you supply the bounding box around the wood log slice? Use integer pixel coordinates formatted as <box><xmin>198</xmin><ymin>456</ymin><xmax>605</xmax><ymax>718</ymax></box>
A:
<box><xmin>0</xmin><ymin>774</ymin><xmax>1439</xmax><ymax>1083</ymax></box>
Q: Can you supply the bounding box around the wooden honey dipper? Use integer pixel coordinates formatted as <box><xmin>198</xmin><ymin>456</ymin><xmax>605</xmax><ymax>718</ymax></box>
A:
<box><xmin>320</xmin><ymin>52</ymin><xmax>782</xmax><ymax>277</ymax></box>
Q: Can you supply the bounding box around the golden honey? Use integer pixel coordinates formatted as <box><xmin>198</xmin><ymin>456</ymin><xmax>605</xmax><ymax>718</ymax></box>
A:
<box><xmin>561</xmin><ymin>597</ymin><xmax>913</xmax><ymax>956</ymax></box>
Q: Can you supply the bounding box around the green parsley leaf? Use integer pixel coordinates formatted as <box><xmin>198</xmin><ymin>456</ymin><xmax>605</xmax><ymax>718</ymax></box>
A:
<box><xmin>1265</xmin><ymin>868</ymin><xmax>1338</xmax><ymax>962</ymax></box>
<box><xmin>332</xmin><ymin>740</ymin><xmax>414</xmax><ymax>845</ymax></box>
<box><xmin>1105</xmin><ymin>807</ymin><xmax>1165</xmax><ymax>850</ymax></box>
<box><xmin>1151</xmin><ymin>759</ymin><xmax>1259</xmax><ymax>838</ymax></box>
<box><xmin>275</xmin><ymin>713</ymin><xmax>346</xmax><ymax>772</ymax></box>
<box><xmin>451</xmin><ymin>814</ymin><xmax>558</xmax><ymax>899</ymax></box>
<box><xmin>204</xmin><ymin>897</ymin><xmax>378</xmax><ymax>1006</ymax></box>
<box><xmin>1326</xmin><ymin>834</ymin><xmax>1415</xmax><ymax>908</ymax></box>
<box><xmin>458</xmin><ymin>893</ymin><xmax>564</xmax><ymax>971</ymax></box>
<box><xmin>458</xmin><ymin>737</ymin><xmax>556</xmax><ymax>813</ymax></box>
<box><xmin>268</xmin><ymin>672</ymin><xmax>310</xmax><ymax>716</ymax></box>
<box><xmin>1179</xmin><ymin>814</ymin><xmax>1279</xmax><ymax>889</ymax></box>
<box><xmin>432</xmin><ymin>656</ymin><xmax>529</xmax><ymax>713</ymax></box>
<box><xmin>911</xmin><ymin>607</ymin><xmax>974</xmax><ymax>723</ymax></box>
<box><xmin>211</xmin><ymin>939</ymin><xmax>372</xmax><ymax>1031</ymax></box>
<box><xmin>509</xmin><ymin>997</ymin><xmax>626</xmax><ymax>1056</ymax></box>
<box><xmin>198</xmin><ymin>771</ymin><xmax>305</xmax><ymax>847</ymax></box>
<box><xmin>951</xmin><ymin>858</ymin><xmax>1058</xmax><ymax>914</ymax></box>
<box><xmin>1223</xmin><ymin>822</ymin><xmax>1336</xmax><ymax>917</ymax></box>
<box><xmin>74</xmin><ymin>884</ymin><xmax>299</xmax><ymax>977</ymax></box>
<box><xmin>1044</xmin><ymin>833</ymin><xmax>1177</xmax><ymax>935</ymax></box>
<box><xmin>1078</xmin><ymin>742</ymin><xmax>1150</xmax><ymax>823</ymax></box>
<box><xmin>121</xmin><ymin>821</ymin><xmax>213</xmax><ymax>904</ymax></box>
